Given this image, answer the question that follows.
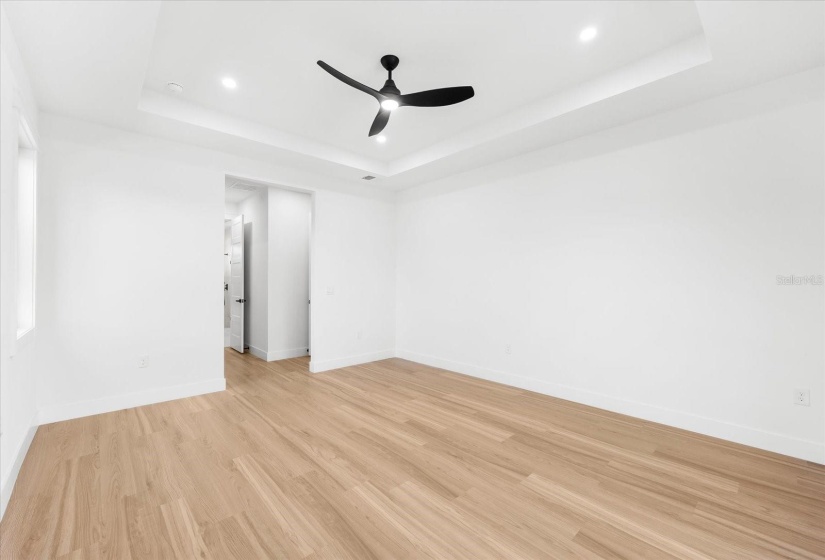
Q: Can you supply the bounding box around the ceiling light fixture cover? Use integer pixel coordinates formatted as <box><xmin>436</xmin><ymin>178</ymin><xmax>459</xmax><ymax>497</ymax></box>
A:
<box><xmin>166</xmin><ymin>82</ymin><xmax>183</xmax><ymax>93</ymax></box>
<box><xmin>380</xmin><ymin>99</ymin><xmax>399</xmax><ymax>111</ymax></box>
<box><xmin>222</xmin><ymin>77</ymin><xmax>237</xmax><ymax>89</ymax></box>
<box><xmin>580</xmin><ymin>26</ymin><xmax>598</xmax><ymax>42</ymax></box>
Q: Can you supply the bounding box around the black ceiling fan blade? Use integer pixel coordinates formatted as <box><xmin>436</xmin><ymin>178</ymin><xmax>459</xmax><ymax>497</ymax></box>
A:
<box><xmin>317</xmin><ymin>60</ymin><xmax>382</xmax><ymax>101</ymax></box>
<box><xmin>399</xmin><ymin>86</ymin><xmax>474</xmax><ymax>107</ymax></box>
<box><xmin>369</xmin><ymin>109</ymin><xmax>391</xmax><ymax>137</ymax></box>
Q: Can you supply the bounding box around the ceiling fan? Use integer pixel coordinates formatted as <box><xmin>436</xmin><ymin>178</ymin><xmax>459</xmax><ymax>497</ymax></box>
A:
<box><xmin>317</xmin><ymin>54</ymin><xmax>474</xmax><ymax>137</ymax></box>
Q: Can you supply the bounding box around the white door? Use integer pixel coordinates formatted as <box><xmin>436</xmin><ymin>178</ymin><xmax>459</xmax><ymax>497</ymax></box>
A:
<box><xmin>229</xmin><ymin>215</ymin><xmax>245</xmax><ymax>353</ymax></box>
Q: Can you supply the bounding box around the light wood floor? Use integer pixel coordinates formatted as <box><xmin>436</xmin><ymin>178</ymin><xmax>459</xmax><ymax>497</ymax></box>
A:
<box><xmin>1</xmin><ymin>351</ymin><xmax>824</xmax><ymax>559</ymax></box>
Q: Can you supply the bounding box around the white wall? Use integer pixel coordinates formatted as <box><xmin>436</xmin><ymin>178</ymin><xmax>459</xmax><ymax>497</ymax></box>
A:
<box><xmin>33</xmin><ymin>113</ymin><xmax>396</xmax><ymax>425</ymax></box>
<box><xmin>396</xmin><ymin>69</ymin><xmax>825</xmax><ymax>463</ymax></box>
<box><xmin>239</xmin><ymin>189</ymin><xmax>269</xmax><ymax>358</ymax></box>
<box><xmin>224</xmin><ymin>201</ymin><xmax>240</xmax><ymax>219</ymax></box>
<box><xmin>267</xmin><ymin>188</ymin><xmax>311</xmax><ymax>360</ymax></box>
<box><xmin>0</xmin><ymin>5</ymin><xmax>39</xmax><ymax>519</ymax></box>
<box><xmin>35</xmin><ymin>120</ymin><xmax>227</xmax><ymax>423</ymax></box>
<box><xmin>310</xmin><ymin>189</ymin><xmax>397</xmax><ymax>371</ymax></box>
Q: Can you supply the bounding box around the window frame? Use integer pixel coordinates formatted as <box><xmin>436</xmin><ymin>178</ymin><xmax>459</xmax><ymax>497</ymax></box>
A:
<box><xmin>15</xmin><ymin>113</ymin><xmax>37</xmax><ymax>340</ymax></box>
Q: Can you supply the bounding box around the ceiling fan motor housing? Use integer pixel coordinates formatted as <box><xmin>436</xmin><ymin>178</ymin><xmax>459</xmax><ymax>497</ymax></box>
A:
<box><xmin>380</xmin><ymin>79</ymin><xmax>400</xmax><ymax>96</ymax></box>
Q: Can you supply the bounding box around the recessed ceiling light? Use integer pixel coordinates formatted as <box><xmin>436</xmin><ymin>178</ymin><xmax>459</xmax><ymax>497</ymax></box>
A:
<box><xmin>376</xmin><ymin>135</ymin><xmax>387</xmax><ymax>144</ymax></box>
<box><xmin>380</xmin><ymin>99</ymin><xmax>399</xmax><ymax>111</ymax></box>
<box><xmin>166</xmin><ymin>82</ymin><xmax>183</xmax><ymax>93</ymax></box>
<box><xmin>580</xmin><ymin>26</ymin><xmax>598</xmax><ymax>42</ymax></box>
<box><xmin>222</xmin><ymin>77</ymin><xmax>237</xmax><ymax>89</ymax></box>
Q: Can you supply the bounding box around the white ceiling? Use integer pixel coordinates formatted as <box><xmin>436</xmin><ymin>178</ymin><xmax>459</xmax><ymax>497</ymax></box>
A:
<box><xmin>145</xmin><ymin>1</ymin><xmax>703</xmax><ymax>161</ymax></box>
<box><xmin>4</xmin><ymin>1</ymin><xmax>824</xmax><ymax>190</ymax></box>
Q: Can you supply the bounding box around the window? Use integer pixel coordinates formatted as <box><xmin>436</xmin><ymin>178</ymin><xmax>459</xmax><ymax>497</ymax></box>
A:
<box><xmin>16</xmin><ymin>121</ymin><xmax>37</xmax><ymax>337</ymax></box>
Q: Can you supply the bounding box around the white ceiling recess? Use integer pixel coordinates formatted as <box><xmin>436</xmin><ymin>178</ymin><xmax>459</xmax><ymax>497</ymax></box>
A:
<box><xmin>4</xmin><ymin>1</ymin><xmax>824</xmax><ymax>190</ymax></box>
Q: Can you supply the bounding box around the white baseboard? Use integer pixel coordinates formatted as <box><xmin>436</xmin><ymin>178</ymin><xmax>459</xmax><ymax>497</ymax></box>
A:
<box><xmin>248</xmin><ymin>345</ymin><xmax>310</xmax><ymax>361</ymax></box>
<box><xmin>310</xmin><ymin>349</ymin><xmax>395</xmax><ymax>373</ymax></box>
<box><xmin>248</xmin><ymin>345</ymin><xmax>267</xmax><ymax>361</ymax></box>
<box><xmin>36</xmin><ymin>377</ymin><xmax>226</xmax><ymax>426</ymax></box>
<box><xmin>396</xmin><ymin>349</ymin><xmax>825</xmax><ymax>464</ymax></box>
<box><xmin>267</xmin><ymin>347</ymin><xmax>309</xmax><ymax>361</ymax></box>
<box><xmin>0</xmin><ymin>416</ymin><xmax>38</xmax><ymax>521</ymax></box>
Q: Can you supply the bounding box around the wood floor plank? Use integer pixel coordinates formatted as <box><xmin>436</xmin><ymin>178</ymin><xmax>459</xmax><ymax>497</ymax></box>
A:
<box><xmin>1</xmin><ymin>349</ymin><xmax>823</xmax><ymax>559</ymax></box>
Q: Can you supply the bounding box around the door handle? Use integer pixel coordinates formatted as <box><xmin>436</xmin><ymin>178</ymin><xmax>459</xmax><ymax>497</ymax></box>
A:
<box><xmin>235</xmin><ymin>299</ymin><xmax>247</xmax><ymax>303</ymax></box>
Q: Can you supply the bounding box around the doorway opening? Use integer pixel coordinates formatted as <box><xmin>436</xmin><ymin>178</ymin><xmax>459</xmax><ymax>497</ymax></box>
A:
<box><xmin>223</xmin><ymin>176</ymin><xmax>313</xmax><ymax>362</ymax></box>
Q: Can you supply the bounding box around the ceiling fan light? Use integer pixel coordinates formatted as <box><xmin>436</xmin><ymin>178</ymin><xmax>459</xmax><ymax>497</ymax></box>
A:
<box><xmin>380</xmin><ymin>99</ymin><xmax>399</xmax><ymax>111</ymax></box>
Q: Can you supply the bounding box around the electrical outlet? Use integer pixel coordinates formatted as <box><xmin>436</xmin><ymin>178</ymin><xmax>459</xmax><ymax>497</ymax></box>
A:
<box><xmin>326</xmin><ymin>286</ymin><xmax>335</xmax><ymax>295</ymax></box>
<box><xmin>138</xmin><ymin>355</ymin><xmax>149</xmax><ymax>368</ymax></box>
<box><xmin>794</xmin><ymin>388</ymin><xmax>810</xmax><ymax>406</ymax></box>
<box><xmin>505</xmin><ymin>344</ymin><xmax>512</xmax><ymax>355</ymax></box>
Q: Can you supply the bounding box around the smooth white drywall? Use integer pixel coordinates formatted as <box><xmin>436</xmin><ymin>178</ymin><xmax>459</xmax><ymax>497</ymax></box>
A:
<box><xmin>35</xmin><ymin>122</ymin><xmax>227</xmax><ymax>417</ymax></box>
<box><xmin>0</xmin><ymin>5</ymin><xmax>39</xmax><ymax>519</ymax></box>
<box><xmin>224</xmin><ymin>201</ymin><xmax>240</xmax><ymax>219</ymax></box>
<box><xmin>33</xmin><ymin>113</ymin><xmax>396</xmax><ymax>424</ymax></box>
<box><xmin>267</xmin><ymin>188</ymin><xmax>311</xmax><ymax>359</ymax></box>
<box><xmin>396</xmin><ymin>71</ymin><xmax>825</xmax><ymax>462</ymax></box>
<box><xmin>309</xmin><ymin>188</ymin><xmax>397</xmax><ymax>372</ymax></box>
<box><xmin>239</xmin><ymin>189</ymin><xmax>269</xmax><ymax>358</ymax></box>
